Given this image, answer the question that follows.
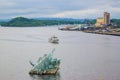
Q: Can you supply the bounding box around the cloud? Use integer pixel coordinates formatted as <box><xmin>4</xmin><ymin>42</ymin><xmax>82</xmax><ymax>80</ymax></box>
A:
<box><xmin>50</xmin><ymin>9</ymin><xmax>102</xmax><ymax>19</ymax></box>
<box><xmin>0</xmin><ymin>0</ymin><xmax>16</xmax><ymax>7</ymax></box>
<box><xmin>0</xmin><ymin>0</ymin><xmax>120</xmax><ymax>19</ymax></box>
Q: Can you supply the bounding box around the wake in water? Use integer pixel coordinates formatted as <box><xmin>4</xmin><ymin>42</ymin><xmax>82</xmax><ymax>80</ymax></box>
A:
<box><xmin>0</xmin><ymin>34</ymin><xmax>47</xmax><ymax>43</ymax></box>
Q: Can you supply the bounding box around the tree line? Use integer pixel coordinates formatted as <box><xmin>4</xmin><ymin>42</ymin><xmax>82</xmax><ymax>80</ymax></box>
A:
<box><xmin>0</xmin><ymin>17</ymin><xmax>82</xmax><ymax>27</ymax></box>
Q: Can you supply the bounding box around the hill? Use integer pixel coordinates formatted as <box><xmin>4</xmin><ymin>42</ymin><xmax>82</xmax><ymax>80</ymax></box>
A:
<box><xmin>0</xmin><ymin>17</ymin><xmax>83</xmax><ymax>27</ymax></box>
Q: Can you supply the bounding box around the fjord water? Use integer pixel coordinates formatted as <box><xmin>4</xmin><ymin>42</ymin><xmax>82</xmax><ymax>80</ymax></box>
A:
<box><xmin>0</xmin><ymin>26</ymin><xmax>120</xmax><ymax>80</ymax></box>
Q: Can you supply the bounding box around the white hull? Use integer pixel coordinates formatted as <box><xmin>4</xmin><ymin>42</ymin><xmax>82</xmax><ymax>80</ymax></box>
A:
<box><xmin>49</xmin><ymin>36</ymin><xmax>59</xmax><ymax>43</ymax></box>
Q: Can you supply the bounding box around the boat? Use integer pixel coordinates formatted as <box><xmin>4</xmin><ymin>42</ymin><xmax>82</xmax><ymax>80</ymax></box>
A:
<box><xmin>58</xmin><ymin>25</ymin><xmax>75</xmax><ymax>30</ymax></box>
<box><xmin>48</xmin><ymin>35</ymin><xmax>59</xmax><ymax>43</ymax></box>
<box><xmin>58</xmin><ymin>25</ymin><xmax>81</xmax><ymax>31</ymax></box>
<box><xmin>29</xmin><ymin>49</ymin><xmax>61</xmax><ymax>75</ymax></box>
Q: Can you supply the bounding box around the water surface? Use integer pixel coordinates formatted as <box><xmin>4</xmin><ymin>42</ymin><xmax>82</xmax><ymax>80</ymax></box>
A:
<box><xmin>0</xmin><ymin>26</ymin><xmax>120</xmax><ymax>80</ymax></box>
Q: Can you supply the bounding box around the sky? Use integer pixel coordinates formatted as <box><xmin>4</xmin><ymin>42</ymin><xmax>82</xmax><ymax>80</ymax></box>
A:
<box><xmin>0</xmin><ymin>0</ymin><xmax>120</xmax><ymax>19</ymax></box>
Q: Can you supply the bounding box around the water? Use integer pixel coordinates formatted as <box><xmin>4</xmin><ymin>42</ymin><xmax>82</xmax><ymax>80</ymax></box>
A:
<box><xmin>0</xmin><ymin>26</ymin><xmax>120</xmax><ymax>80</ymax></box>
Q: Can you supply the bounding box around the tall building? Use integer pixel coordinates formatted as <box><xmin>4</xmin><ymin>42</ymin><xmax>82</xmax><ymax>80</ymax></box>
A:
<box><xmin>103</xmin><ymin>12</ymin><xmax>110</xmax><ymax>25</ymax></box>
<box><xmin>95</xmin><ymin>12</ymin><xmax>110</xmax><ymax>27</ymax></box>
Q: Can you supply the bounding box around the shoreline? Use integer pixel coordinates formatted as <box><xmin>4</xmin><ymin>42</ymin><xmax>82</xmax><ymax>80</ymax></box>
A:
<box><xmin>59</xmin><ymin>27</ymin><xmax>120</xmax><ymax>36</ymax></box>
<box><xmin>83</xmin><ymin>30</ymin><xmax>120</xmax><ymax>36</ymax></box>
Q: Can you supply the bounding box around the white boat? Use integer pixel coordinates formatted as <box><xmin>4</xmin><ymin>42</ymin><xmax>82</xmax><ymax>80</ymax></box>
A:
<box><xmin>49</xmin><ymin>35</ymin><xmax>59</xmax><ymax>43</ymax></box>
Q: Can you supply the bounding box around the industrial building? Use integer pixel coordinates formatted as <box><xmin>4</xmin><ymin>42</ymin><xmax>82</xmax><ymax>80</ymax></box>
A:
<box><xmin>95</xmin><ymin>12</ymin><xmax>110</xmax><ymax>27</ymax></box>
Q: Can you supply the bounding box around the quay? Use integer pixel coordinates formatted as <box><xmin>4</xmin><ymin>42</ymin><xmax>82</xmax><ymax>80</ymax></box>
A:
<box><xmin>83</xmin><ymin>30</ymin><xmax>120</xmax><ymax>36</ymax></box>
<box><xmin>59</xmin><ymin>25</ymin><xmax>120</xmax><ymax>36</ymax></box>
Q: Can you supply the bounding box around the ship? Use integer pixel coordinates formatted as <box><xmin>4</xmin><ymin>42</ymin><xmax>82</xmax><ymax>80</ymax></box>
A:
<box><xmin>48</xmin><ymin>35</ymin><xmax>59</xmax><ymax>43</ymax></box>
<box><xmin>29</xmin><ymin>49</ymin><xmax>61</xmax><ymax>75</ymax></box>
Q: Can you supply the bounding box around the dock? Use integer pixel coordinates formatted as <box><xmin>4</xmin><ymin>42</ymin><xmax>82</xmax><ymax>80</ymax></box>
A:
<box><xmin>83</xmin><ymin>30</ymin><xmax>120</xmax><ymax>36</ymax></box>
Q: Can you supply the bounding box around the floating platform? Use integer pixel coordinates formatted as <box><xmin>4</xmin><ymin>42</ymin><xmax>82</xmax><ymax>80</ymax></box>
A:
<box><xmin>29</xmin><ymin>66</ymin><xmax>59</xmax><ymax>75</ymax></box>
<box><xmin>29</xmin><ymin>49</ymin><xmax>60</xmax><ymax>75</ymax></box>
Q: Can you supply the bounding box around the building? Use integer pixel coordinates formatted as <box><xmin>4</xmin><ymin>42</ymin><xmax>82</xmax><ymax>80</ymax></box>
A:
<box><xmin>103</xmin><ymin>12</ymin><xmax>110</xmax><ymax>25</ymax></box>
<box><xmin>95</xmin><ymin>12</ymin><xmax>110</xmax><ymax>27</ymax></box>
<box><xmin>95</xmin><ymin>18</ymin><xmax>104</xmax><ymax>27</ymax></box>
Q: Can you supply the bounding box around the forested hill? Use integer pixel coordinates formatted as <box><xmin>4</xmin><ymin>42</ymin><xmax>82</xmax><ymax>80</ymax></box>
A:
<box><xmin>0</xmin><ymin>17</ymin><xmax>83</xmax><ymax>27</ymax></box>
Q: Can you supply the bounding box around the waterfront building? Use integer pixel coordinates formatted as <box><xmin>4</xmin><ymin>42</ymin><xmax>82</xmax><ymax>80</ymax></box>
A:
<box><xmin>95</xmin><ymin>12</ymin><xmax>110</xmax><ymax>27</ymax></box>
<box><xmin>95</xmin><ymin>18</ymin><xmax>104</xmax><ymax>27</ymax></box>
<box><xmin>103</xmin><ymin>12</ymin><xmax>110</xmax><ymax>25</ymax></box>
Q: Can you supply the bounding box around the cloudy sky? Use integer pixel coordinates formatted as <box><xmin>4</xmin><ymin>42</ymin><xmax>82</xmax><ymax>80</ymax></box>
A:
<box><xmin>0</xmin><ymin>0</ymin><xmax>120</xmax><ymax>19</ymax></box>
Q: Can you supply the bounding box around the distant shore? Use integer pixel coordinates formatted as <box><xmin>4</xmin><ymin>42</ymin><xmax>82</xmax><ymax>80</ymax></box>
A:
<box><xmin>83</xmin><ymin>30</ymin><xmax>120</xmax><ymax>36</ymax></box>
<box><xmin>58</xmin><ymin>25</ymin><xmax>120</xmax><ymax>36</ymax></box>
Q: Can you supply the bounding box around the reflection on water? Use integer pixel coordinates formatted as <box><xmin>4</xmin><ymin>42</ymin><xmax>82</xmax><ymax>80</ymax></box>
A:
<box><xmin>29</xmin><ymin>72</ymin><xmax>60</xmax><ymax>80</ymax></box>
